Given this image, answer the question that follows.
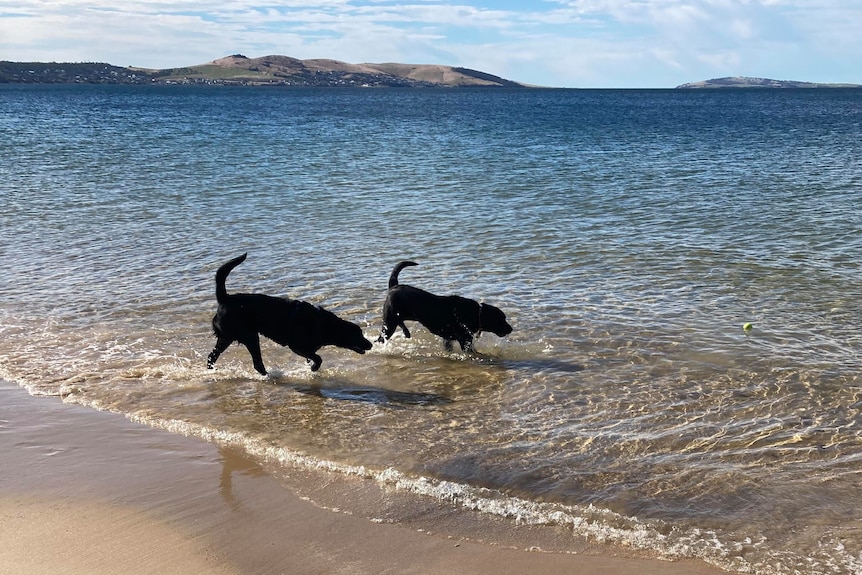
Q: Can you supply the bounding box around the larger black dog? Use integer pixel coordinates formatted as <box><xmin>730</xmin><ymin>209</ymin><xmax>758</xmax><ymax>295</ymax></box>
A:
<box><xmin>377</xmin><ymin>261</ymin><xmax>513</xmax><ymax>351</ymax></box>
<box><xmin>207</xmin><ymin>254</ymin><xmax>372</xmax><ymax>375</ymax></box>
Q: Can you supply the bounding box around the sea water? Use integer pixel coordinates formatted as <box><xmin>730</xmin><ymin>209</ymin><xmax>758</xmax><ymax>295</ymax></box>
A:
<box><xmin>1</xmin><ymin>84</ymin><xmax>861</xmax><ymax>574</ymax></box>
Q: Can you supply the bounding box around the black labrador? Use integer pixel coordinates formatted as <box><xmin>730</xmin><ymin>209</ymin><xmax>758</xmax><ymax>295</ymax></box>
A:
<box><xmin>207</xmin><ymin>253</ymin><xmax>372</xmax><ymax>375</ymax></box>
<box><xmin>377</xmin><ymin>261</ymin><xmax>513</xmax><ymax>351</ymax></box>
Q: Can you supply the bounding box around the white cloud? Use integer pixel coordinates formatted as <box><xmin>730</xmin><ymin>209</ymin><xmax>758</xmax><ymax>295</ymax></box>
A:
<box><xmin>0</xmin><ymin>0</ymin><xmax>859</xmax><ymax>87</ymax></box>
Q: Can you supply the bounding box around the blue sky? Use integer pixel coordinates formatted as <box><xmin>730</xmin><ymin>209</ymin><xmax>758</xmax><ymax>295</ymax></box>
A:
<box><xmin>1</xmin><ymin>1</ymin><xmax>860</xmax><ymax>88</ymax></box>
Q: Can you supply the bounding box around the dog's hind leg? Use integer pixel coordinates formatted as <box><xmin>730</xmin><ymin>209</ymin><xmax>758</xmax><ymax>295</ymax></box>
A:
<box><xmin>377</xmin><ymin>323</ymin><xmax>391</xmax><ymax>344</ymax></box>
<box><xmin>378</xmin><ymin>307</ymin><xmax>409</xmax><ymax>342</ymax></box>
<box><xmin>398</xmin><ymin>319</ymin><xmax>411</xmax><ymax>339</ymax></box>
<box><xmin>378</xmin><ymin>321</ymin><xmax>410</xmax><ymax>342</ymax></box>
<box><xmin>207</xmin><ymin>336</ymin><xmax>233</xmax><ymax>369</ymax></box>
<box><xmin>239</xmin><ymin>334</ymin><xmax>267</xmax><ymax>376</ymax></box>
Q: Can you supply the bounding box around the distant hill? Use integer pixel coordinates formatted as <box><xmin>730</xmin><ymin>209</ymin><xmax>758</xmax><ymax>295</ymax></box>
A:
<box><xmin>0</xmin><ymin>54</ymin><xmax>526</xmax><ymax>88</ymax></box>
<box><xmin>676</xmin><ymin>76</ymin><xmax>861</xmax><ymax>89</ymax></box>
<box><xmin>0</xmin><ymin>61</ymin><xmax>151</xmax><ymax>84</ymax></box>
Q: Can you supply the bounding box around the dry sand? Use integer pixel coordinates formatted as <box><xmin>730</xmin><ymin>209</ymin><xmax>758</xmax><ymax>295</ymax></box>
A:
<box><xmin>0</xmin><ymin>382</ymin><xmax>733</xmax><ymax>574</ymax></box>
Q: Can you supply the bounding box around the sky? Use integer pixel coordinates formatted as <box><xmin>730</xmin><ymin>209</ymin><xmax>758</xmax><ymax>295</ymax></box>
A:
<box><xmin>1</xmin><ymin>1</ymin><xmax>860</xmax><ymax>88</ymax></box>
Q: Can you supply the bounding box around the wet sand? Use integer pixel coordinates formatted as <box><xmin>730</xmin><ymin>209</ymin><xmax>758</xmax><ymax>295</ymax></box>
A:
<box><xmin>0</xmin><ymin>382</ymin><xmax>732</xmax><ymax>574</ymax></box>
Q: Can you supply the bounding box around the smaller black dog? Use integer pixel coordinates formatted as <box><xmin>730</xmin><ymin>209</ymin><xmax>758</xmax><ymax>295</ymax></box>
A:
<box><xmin>377</xmin><ymin>261</ymin><xmax>513</xmax><ymax>351</ymax></box>
<box><xmin>207</xmin><ymin>253</ymin><xmax>372</xmax><ymax>375</ymax></box>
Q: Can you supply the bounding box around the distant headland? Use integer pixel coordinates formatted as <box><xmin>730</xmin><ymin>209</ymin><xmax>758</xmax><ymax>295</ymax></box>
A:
<box><xmin>0</xmin><ymin>54</ymin><xmax>526</xmax><ymax>88</ymax></box>
<box><xmin>676</xmin><ymin>76</ymin><xmax>861</xmax><ymax>89</ymax></box>
<box><xmin>4</xmin><ymin>59</ymin><xmax>857</xmax><ymax>89</ymax></box>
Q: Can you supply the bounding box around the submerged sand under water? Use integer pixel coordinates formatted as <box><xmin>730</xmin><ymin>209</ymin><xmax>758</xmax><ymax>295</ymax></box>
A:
<box><xmin>1</xmin><ymin>382</ymin><xmax>730</xmax><ymax>575</ymax></box>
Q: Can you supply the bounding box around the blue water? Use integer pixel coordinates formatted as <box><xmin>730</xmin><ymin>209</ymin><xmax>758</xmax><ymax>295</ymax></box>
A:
<box><xmin>2</xmin><ymin>84</ymin><xmax>862</xmax><ymax>574</ymax></box>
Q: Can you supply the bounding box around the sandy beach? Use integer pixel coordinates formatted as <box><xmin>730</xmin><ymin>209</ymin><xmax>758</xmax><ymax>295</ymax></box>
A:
<box><xmin>1</xmin><ymin>382</ymin><xmax>733</xmax><ymax>575</ymax></box>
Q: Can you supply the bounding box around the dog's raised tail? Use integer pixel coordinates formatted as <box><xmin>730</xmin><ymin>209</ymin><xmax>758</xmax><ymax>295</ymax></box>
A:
<box><xmin>215</xmin><ymin>253</ymin><xmax>248</xmax><ymax>303</ymax></box>
<box><xmin>388</xmin><ymin>261</ymin><xmax>418</xmax><ymax>288</ymax></box>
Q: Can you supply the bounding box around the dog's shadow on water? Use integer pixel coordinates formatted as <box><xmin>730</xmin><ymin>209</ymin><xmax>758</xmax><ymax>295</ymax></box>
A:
<box><xmin>273</xmin><ymin>379</ymin><xmax>452</xmax><ymax>408</ymax></box>
<box><xmin>382</xmin><ymin>347</ymin><xmax>585</xmax><ymax>375</ymax></box>
<box><xmin>265</xmin><ymin>352</ymin><xmax>583</xmax><ymax>409</ymax></box>
<box><xmin>471</xmin><ymin>353</ymin><xmax>585</xmax><ymax>374</ymax></box>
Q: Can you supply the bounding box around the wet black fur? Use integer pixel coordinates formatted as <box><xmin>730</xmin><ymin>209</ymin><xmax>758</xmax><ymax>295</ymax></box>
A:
<box><xmin>207</xmin><ymin>253</ymin><xmax>372</xmax><ymax>374</ymax></box>
<box><xmin>377</xmin><ymin>261</ymin><xmax>513</xmax><ymax>351</ymax></box>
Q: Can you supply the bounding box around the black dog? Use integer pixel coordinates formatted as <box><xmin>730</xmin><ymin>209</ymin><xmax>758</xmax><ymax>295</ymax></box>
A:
<box><xmin>207</xmin><ymin>253</ymin><xmax>372</xmax><ymax>375</ymax></box>
<box><xmin>377</xmin><ymin>261</ymin><xmax>513</xmax><ymax>351</ymax></box>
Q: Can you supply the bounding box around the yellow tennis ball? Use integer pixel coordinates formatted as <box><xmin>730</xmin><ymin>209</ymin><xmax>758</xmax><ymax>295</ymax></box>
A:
<box><xmin>743</xmin><ymin>322</ymin><xmax>753</xmax><ymax>331</ymax></box>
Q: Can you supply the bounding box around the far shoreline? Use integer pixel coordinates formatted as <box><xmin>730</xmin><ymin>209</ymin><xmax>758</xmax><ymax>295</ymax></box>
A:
<box><xmin>2</xmin><ymin>58</ymin><xmax>860</xmax><ymax>89</ymax></box>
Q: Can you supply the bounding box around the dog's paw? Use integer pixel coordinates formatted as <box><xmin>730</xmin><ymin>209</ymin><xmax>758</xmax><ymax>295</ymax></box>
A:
<box><xmin>307</xmin><ymin>357</ymin><xmax>322</xmax><ymax>372</ymax></box>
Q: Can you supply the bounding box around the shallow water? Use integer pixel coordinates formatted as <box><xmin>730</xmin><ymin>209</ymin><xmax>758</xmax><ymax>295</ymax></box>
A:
<box><xmin>2</xmin><ymin>84</ymin><xmax>862</xmax><ymax>574</ymax></box>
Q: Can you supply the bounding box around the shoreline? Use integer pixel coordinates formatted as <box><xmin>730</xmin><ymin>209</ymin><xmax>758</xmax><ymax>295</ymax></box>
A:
<box><xmin>1</xmin><ymin>382</ymin><xmax>732</xmax><ymax>574</ymax></box>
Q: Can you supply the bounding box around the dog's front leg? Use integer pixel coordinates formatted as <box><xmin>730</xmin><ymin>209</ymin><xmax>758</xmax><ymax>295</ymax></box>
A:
<box><xmin>457</xmin><ymin>335</ymin><xmax>475</xmax><ymax>352</ymax></box>
<box><xmin>308</xmin><ymin>354</ymin><xmax>323</xmax><ymax>372</ymax></box>
<box><xmin>207</xmin><ymin>337</ymin><xmax>233</xmax><ymax>369</ymax></box>
<box><xmin>290</xmin><ymin>345</ymin><xmax>323</xmax><ymax>372</ymax></box>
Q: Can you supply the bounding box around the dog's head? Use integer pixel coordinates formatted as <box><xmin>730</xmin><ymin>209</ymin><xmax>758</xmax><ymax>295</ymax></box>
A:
<box><xmin>479</xmin><ymin>303</ymin><xmax>513</xmax><ymax>337</ymax></box>
<box><xmin>318</xmin><ymin>307</ymin><xmax>374</xmax><ymax>354</ymax></box>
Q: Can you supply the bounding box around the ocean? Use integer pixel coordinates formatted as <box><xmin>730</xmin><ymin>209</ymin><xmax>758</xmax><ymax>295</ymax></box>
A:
<box><xmin>1</xmin><ymin>83</ymin><xmax>861</xmax><ymax>574</ymax></box>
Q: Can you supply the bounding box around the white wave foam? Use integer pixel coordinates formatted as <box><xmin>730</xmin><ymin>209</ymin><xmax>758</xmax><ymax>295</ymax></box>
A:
<box><xmin>117</xmin><ymin>411</ymin><xmax>743</xmax><ymax>571</ymax></box>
